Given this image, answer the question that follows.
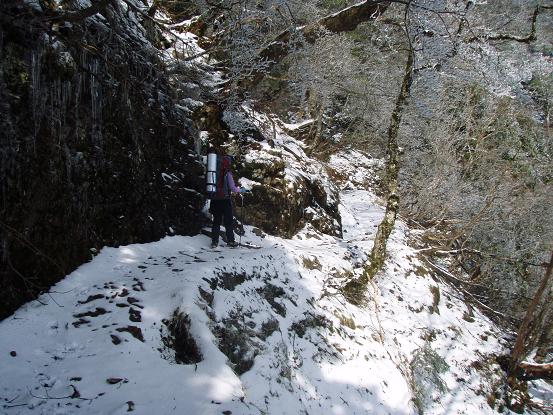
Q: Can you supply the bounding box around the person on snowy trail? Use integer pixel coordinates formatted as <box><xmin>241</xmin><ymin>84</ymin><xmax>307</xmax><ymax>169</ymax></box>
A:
<box><xmin>209</xmin><ymin>156</ymin><xmax>247</xmax><ymax>248</ymax></box>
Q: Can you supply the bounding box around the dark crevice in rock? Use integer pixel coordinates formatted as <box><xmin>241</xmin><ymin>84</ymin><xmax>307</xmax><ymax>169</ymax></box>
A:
<box><xmin>258</xmin><ymin>283</ymin><xmax>287</xmax><ymax>317</ymax></box>
<box><xmin>160</xmin><ymin>310</ymin><xmax>202</xmax><ymax>364</ymax></box>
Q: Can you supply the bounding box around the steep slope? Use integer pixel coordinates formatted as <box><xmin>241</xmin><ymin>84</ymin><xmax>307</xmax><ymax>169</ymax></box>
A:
<box><xmin>3</xmin><ymin>127</ymin><xmax>550</xmax><ymax>414</ymax></box>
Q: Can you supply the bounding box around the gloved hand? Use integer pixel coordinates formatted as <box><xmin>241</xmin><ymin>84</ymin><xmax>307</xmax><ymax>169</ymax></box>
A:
<box><xmin>239</xmin><ymin>187</ymin><xmax>250</xmax><ymax>193</ymax></box>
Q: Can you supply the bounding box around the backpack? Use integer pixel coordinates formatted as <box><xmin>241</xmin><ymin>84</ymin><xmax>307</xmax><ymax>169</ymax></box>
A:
<box><xmin>206</xmin><ymin>154</ymin><xmax>232</xmax><ymax>200</ymax></box>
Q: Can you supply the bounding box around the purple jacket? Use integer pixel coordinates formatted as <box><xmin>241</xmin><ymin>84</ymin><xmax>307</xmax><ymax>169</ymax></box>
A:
<box><xmin>225</xmin><ymin>171</ymin><xmax>240</xmax><ymax>194</ymax></box>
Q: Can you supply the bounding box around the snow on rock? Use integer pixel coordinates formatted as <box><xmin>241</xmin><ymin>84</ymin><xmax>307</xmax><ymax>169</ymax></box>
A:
<box><xmin>329</xmin><ymin>149</ymin><xmax>384</xmax><ymax>193</ymax></box>
<box><xmin>1</xmin><ymin>150</ymin><xmax>549</xmax><ymax>415</ymax></box>
<box><xmin>234</xmin><ymin>109</ymin><xmax>343</xmax><ymax>238</ymax></box>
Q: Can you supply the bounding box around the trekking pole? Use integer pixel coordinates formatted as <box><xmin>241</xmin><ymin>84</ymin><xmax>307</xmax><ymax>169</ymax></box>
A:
<box><xmin>239</xmin><ymin>193</ymin><xmax>244</xmax><ymax>246</ymax></box>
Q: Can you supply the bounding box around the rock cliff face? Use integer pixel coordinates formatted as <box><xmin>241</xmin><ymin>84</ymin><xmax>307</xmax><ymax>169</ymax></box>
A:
<box><xmin>222</xmin><ymin>111</ymin><xmax>343</xmax><ymax>239</ymax></box>
<box><xmin>0</xmin><ymin>1</ymin><xmax>204</xmax><ymax>319</ymax></box>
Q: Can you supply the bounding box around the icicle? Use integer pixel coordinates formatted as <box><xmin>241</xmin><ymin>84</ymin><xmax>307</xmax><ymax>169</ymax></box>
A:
<box><xmin>75</xmin><ymin>52</ymin><xmax>83</xmax><ymax>142</ymax></box>
<box><xmin>62</xmin><ymin>80</ymin><xmax>71</xmax><ymax>133</ymax></box>
<box><xmin>31</xmin><ymin>49</ymin><xmax>42</xmax><ymax>145</ymax></box>
<box><xmin>64</xmin><ymin>143</ymin><xmax>72</xmax><ymax>184</ymax></box>
<box><xmin>90</xmin><ymin>59</ymin><xmax>97</xmax><ymax>125</ymax></box>
<box><xmin>90</xmin><ymin>59</ymin><xmax>102</xmax><ymax>145</ymax></box>
<box><xmin>51</xmin><ymin>78</ymin><xmax>61</xmax><ymax>144</ymax></box>
<box><xmin>74</xmin><ymin>72</ymin><xmax>81</xmax><ymax>141</ymax></box>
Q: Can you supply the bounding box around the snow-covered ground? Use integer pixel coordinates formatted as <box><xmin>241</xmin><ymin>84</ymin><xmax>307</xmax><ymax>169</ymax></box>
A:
<box><xmin>4</xmin><ymin>149</ymin><xmax>551</xmax><ymax>415</ymax></box>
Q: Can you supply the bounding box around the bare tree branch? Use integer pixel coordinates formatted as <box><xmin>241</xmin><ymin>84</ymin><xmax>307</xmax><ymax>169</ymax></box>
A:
<box><xmin>237</xmin><ymin>1</ymin><xmax>391</xmax><ymax>88</ymax></box>
<box><xmin>51</xmin><ymin>0</ymin><xmax>116</xmax><ymax>23</ymax></box>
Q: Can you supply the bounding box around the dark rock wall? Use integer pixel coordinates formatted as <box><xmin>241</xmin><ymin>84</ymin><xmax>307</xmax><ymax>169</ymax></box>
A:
<box><xmin>237</xmin><ymin>166</ymin><xmax>342</xmax><ymax>239</ymax></box>
<box><xmin>0</xmin><ymin>2</ymin><xmax>204</xmax><ymax>319</ymax></box>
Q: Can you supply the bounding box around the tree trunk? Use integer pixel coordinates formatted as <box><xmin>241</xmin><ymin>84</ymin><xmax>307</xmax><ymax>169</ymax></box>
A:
<box><xmin>363</xmin><ymin>49</ymin><xmax>413</xmax><ymax>279</ymax></box>
<box><xmin>509</xmin><ymin>251</ymin><xmax>553</xmax><ymax>375</ymax></box>
<box><xmin>343</xmin><ymin>44</ymin><xmax>413</xmax><ymax>302</ymax></box>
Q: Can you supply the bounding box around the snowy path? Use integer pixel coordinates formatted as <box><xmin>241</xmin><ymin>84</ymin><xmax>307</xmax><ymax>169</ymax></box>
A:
<box><xmin>0</xmin><ymin>182</ymin><xmax>526</xmax><ymax>415</ymax></box>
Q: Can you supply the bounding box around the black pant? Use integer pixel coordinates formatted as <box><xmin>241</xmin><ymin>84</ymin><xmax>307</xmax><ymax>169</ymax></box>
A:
<box><xmin>210</xmin><ymin>199</ymin><xmax>235</xmax><ymax>243</ymax></box>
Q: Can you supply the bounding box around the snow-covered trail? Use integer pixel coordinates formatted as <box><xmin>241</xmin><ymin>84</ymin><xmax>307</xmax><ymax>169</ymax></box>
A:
<box><xmin>0</xmin><ymin>184</ymin><xmax>373</xmax><ymax>413</ymax></box>
<box><xmin>0</xmin><ymin>169</ymin><xmax>521</xmax><ymax>415</ymax></box>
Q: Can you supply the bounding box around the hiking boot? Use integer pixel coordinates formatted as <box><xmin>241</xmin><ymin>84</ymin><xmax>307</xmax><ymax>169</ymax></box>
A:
<box><xmin>227</xmin><ymin>240</ymin><xmax>239</xmax><ymax>248</ymax></box>
<box><xmin>211</xmin><ymin>241</ymin><xmax>218</xmax><ymax>249</ymax></box>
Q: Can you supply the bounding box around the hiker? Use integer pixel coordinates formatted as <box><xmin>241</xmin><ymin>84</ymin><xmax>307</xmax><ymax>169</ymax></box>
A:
<box><xmin>209</xmin><ymin>156</ymin><xmax>247</xmax><ymax>248</ymax></box>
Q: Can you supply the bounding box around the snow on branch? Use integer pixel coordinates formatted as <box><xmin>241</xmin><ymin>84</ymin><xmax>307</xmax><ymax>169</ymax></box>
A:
<box><xmin>240</xmin><ymin>1</ymin><xmax>391</xmax><ymax>88</ymax></box>
<box><xmin>50</xmin><ymin>0</ymin><xmax>116</xmax><ymax>23</ymax></box>
<box><xmin>518</xmin><ymin>361</ymin><xmax>553</xmax><ymax>380</ymax></box>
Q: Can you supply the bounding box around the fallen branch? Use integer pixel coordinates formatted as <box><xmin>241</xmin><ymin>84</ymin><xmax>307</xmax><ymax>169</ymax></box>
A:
<box><xmin>29</xmin><ymin>385</ymin><xmax>92</xmax><ymax>401</ymax></box>
<box><xmin>425</xmin><ymin>259</ymin><xmax>513</xmax><ymax>323</ymax></box>
<box><xmin>415</xmin><ymin>242</ymin><xmax>549</xmax><ymax>268</ymax></box>
<box><xmin>424</xmin><ymin>258</ymin><xmax>507</xmax><ymax>292</ymax></box>
<box><xmin>0</xmin><ymin>220</ymin><xmax>66</xmax><ymax>274</ymax></box>
<box><xmin>518</xmin><ymin>361</ymin><xmax>553</xmax><ymax>380</ymax></box>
